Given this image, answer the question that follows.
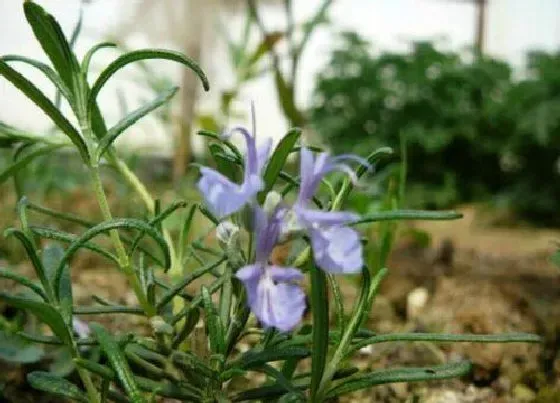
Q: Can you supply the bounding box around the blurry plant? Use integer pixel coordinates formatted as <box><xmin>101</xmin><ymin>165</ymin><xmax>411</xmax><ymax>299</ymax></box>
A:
<box><xmin>0</xmin><ymin>3</ymin><xmax>540</xmax><ymax>402</ymax></box>
<box><xmin>310</xmin><ymin>32</ymin><xmax>560</xmax><ymax>224</ymax></box>
<box><xmin>243</xmin><ymin>0</ymin><xmax>333</xmax><ymax>127</ymax></box>
<box><xmin>499</xmin><ymin>51</ymin><xmax>560</xmax><ymax>225</ymax></box>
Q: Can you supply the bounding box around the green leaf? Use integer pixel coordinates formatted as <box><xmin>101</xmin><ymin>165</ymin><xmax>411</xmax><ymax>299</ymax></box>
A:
<box><xmin>258</xmin><ymin>127</ymin><xmax>301</xmax><ymax>203</ymax></box>
<box><xmin>129</xmin><ymin>200</ymin><xmax>188</xmax><ymax>257</ymax></box>
<box><xmin>352</xmin><ymin>209</ymin><xmax>463</xmax><ymax>225</ymax></box>
<box><xmin>0</xmin><ymin>60</ymin><xmax>88</xmax><ymax>160</ymax></box>
<box><xmin>23</xmin><ymin>2</ymin><xmax>81</xmax><ymax>93</ymax></box>
<box><xmin>209</xmin><ymin>143</ymin><xmax>240</xmax><ymax>181</ymax></box>
<box><xmin>0</xmin><ymin>144</ymin><xmax>66</xmax><ymax>186</ymax></box>
<box><xmin>4</xmin><ymin>228</ymin><xmax>54</xmax><ymax>300</ymax></box>
<box><xmin>232</xmin><ymin>383</ymin><xmax>306</xmax><ymax>402</ymax></box>
<box><xmin>88</xmin><ymin>49</ymin><xmax>210</xmax><ymax>118</ymax></box>
<box><xmin>197</xmin><ymin>129</ymin><xmax>243</xmax><ymax>161</ymax></box>
<box><xmin>76</xmin><ymin>358</ymin><xmax>202</xmax><ymax>400</ymax></box>
<box><xmin>348</xmin><ymin>332</ymin><xmax>542</xmax><ymax>356</ymax></box>
<box><xmin>177</xmin><ymin>204</ymin><xmax>197</xmax><ymax>264</ymax></box>
<box><xmin>201</xmin><ymin>286</ymin><xmax>225</xmax><ymax>355</ymax></box>
<box><xmin>325</xmin><ymin>361</ymin><xmax>473</xmax><ymax>398</ymax></box>
<box><xmin>1</xmin><ymin>55</ymin><xmax>73</xmax><ymax>103</ymax></box>
<box><xmin>309</xmin><ymin>263</ymin><xmax>329</xmax><ymax>400</ymax></box>
<box><xmin>0</xmin><ymin>293</ymin><xmax>72</xmax><ymax>345</ymax></box>
<box><xmin>0</xmin><ymin>268</ymin><xmax>47</xmax><ymax>300</ymax></box>
<box><xmin>91</xmin><ymin>323</ymin><xmax>145</xmax><ymax>403</ymax></box>
<box><xmin>81</xmin><ymin>42</ymin><xmax>116</xmax><ymax>74</ymax></box>
<box><xmin>229</xmin><ymin>347</ymin><xmax>310</xmax><ymax>371</ymax></box>
<box><xmin>172</xmin><ymin>306</ymin><xmax>201</xmax><ymax>349</ymax></box>
<box><xmin>27</xmin><ymin>371</ymin><xmax>87</xmax><ymax>402</ymax></box>
<box><xmin>32</xmin><ymin>226</ymin><xmax>118</xmax><ymax>265</ymax></box>
<box><xmin>327</xmin><ymin>274</ymin><xmax>345</xmax><ymax>332</ymax></box>
<box><xmin>95</xmin><ymin>87</ymin><xmax>179</xmax><ymax>160</ymax></box>
<box><xmin>54</xmin><ymin>218</ymin><xmax>171</xmax><ymax>298</ymax></box>
<box><xmin>40</xmin><ymin>243</ymin><xmax>72</xmax><ymax>322</ymax></box>
<box><xmin>0</xmin><ymin>330</ymin><xmax>45</xmax><ymax>363</ymax></box>
<box><xmin>74</xmin><ymin>305</ymin><xmax>144</xmax><ymax>315</ymax></box>
<box><xmin>157</xmin><ymin>257</ymin><xmax>225</xmax><ymax>310</ymax></box>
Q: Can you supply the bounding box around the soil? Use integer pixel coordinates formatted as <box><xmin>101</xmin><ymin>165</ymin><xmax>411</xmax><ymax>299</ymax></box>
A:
<box><xmin>1</xmin><ymin>202</ymin><xmax>559</xmax><ymax>402</ymax></box>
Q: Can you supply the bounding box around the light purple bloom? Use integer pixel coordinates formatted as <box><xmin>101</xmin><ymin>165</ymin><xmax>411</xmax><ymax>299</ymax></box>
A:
<box><xmin>72</xmin><ymin>317</ymin><xmax>90</xmax><ymax>339</ymax></box>
<box><xmin>235</xmin><ymin>208</ymin><xmax>306</xmax><ymax>332</ymax></box>
<box><xmin>197</xmin><ymin>127</ymin><xmax>272</xmax><ymax>218</ymax></box>
<box><xmin>281</xmin><ymin>147</ymin><xmax>368</xmax><ymax>274</ymax></box>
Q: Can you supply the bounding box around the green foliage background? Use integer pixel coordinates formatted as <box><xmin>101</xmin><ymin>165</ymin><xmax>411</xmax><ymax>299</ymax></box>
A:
<box><xmin>309</xmin><ymin>32</ymin><xmax>560</xmax><ymax>225</ymax></box>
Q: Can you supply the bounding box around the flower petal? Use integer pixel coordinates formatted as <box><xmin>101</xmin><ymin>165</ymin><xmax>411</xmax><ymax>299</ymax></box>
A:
<box><xmin>296</xmin><ymin>206</ymin><xmax>358</xmax><ymax>227</ymax></box>
<box><xmin>297</xmin><ymin>148</ymin><xmax>370</xmax><ymax>205</ymax></box>
<box><xmin>254</xmin><ymin>206</ymin><xmax>281</xmax><ymax>262</ymax></box>
<box><xmin>267</xmin><ymin>266</ymin><xmax>304</xmax><ymax>282</ymax></box>
<box><xmin>310</xmin><ymin>226</ymin><xmax>363</xmax><ymax>273</ymax></box>
<box><xmin>197</xmin><ymin>167</ymin><xmax>258</xmax><ymax>218</ymax></box>
<box><xmin>254</xmin><ymin>271</ymin><xmax>306</xmax><ymax>332</ymax></box>
<box><xmin>235</xmin><ymin>264</ymin><xmax>263</xmax><ymax>308</ymax></box>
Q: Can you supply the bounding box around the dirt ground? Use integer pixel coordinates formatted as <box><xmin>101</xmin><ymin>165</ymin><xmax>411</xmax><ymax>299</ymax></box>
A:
<box><xmin>1</xmin><ymin>203</ymin><xmax>559</xmax><ymax>402</ymax></box>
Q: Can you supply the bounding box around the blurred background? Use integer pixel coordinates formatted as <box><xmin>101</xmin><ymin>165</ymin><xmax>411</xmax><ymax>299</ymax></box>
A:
<box><xmin>1</xmin><ymin>1</ymin><xmax>560</xmax><ymax>401</ymax></box>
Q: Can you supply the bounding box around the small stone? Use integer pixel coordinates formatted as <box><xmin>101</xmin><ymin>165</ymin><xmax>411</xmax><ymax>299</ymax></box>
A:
<box><xmin>407</xmin><ymin>287</ymin><xmax>429</xmax><ymax>319</ymax></box>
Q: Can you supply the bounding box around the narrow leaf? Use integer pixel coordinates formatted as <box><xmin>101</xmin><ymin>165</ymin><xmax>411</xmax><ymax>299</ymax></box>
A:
<box><xmin>27</xmin><ymin>371</ymin><xmax>87</xmax><ymax>402</ymax></box>
<box><xmin>32</xmin><ymin>226</ymin><xmax>118</xmax><ymax>264</ymax></box>
<box><xmin>0</xmin><ymin>268</ymin><xmax>47</xmax><ymax>300</ymax></box>
<box><xmin>4</xmin><ymin>228</ymin><xmax>54</xmax><ymax>300</ymax></box>
<box><xmin>326</xmin><ymin>361</ymin><xmax>473</xmax><ymax>398</ymax></box>
<box><xmin>309</xmin><ymin>263</ymin><xmax>329</xmax><ymax>400</ymax></box>
<box><xmin>352</xmin><ymin>210</ymin><xmax>463</xmax><ymax>225</ymax></box>
<box><xmin>157</xmin><ymin>257</ymin><xmax>225</xmax><ymax>310</ymax></box>
<box><xmin>54</xmin><ymin>218</ymin><xmax>171</xmax><ymax>298</ymax></box>
<box><xmin>74</xmin><ymin>305</ymin><xmax>144</xmax><ymax>315</ymax></box>
<box><xmin>0</xmin><ymin>293</ymin><xmax>72</xmax><ymax>345</ymax></box>
<box><xmin>81</xmin><ymin>42</ymin><xmax>116</xmax><ymax>74</ymax></box>
<box><xmin>23</xmin><ymin>2</ymin><xmax>81</xmax><ymax>92</ymax></box>
<box><xmin>0</xmin><ymin>144</ymin><xmax>66</xmax><ymax>186</ymax></box>
<box><xmin>88</xmin><ymin>49</ymin><xmax>209</xmax><ymax>118</ymax></box>
<box><xmin>258</xmin><ymin>127</ymin><xmax>301</xmax><ymax>203</ymax></box>
<box><xmin>202</xmin><ymin>286</ymin><xmax>225</xmax><ymax>355</ymax></box>
<box><xmin>0</xmin><ymin>330</ymin><xmax>45</xmax><ymax>363</ymax></box>
<box><xmin>91</xmin><ymin>323</ymin><xmax>145</xmax><ymax>403</ymax></box>
<box><xmin>96</xmin><ymin>87</ymin><xmax>179</xmax><ymax>160</ymax></box>
<box><xmin>229</xmin><ymin>347</ymin><xmax>310</xmax><ymax>371</ymax></box>
<box><xmin>349</xmin><ymin>332</ymin><xmax>542</xmax><ymax>356</ymax></box>
<box><xmin>0</xmin><ymin>60</ymin><xmax>88</xmax><ymax>160</ymax></box>
<box><xmin>1</xmin><ymin>55</ymin><xmax>73</xmax><ymax>103</ymax></box>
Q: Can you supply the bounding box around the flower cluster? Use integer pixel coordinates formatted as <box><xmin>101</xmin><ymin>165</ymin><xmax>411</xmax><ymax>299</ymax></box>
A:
<box><xmin>197</xmin><ymin>126</ymin><xmax>367</xmax><ymax>331</ymax></box>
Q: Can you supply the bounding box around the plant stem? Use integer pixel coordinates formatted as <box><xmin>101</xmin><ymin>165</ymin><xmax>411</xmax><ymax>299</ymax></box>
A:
<box><xmin>106</xmin><ymin>151</ymin><xmax>180</xmax><ymax>277</ymax></box>
<box><xmin>316</xmin><ymin>268</ymin><xmax>387</xmax><ymax>400</ymax></box>
<box><xmin>89</xmin><ymin>166</ymin><xmax>154</xmax><ymax>316</ymax></box>
<box><xmin>77</xmin><ymin>366</ymin><xmax>101</xmax><ymax>403</ymax></box>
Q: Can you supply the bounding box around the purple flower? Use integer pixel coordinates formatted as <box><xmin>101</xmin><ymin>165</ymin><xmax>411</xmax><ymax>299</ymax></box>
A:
<box><xmin>197</xmin><ymin>127</ymin><xmax>272</xmax><ymax>218</ymax></box>
<box><xmin>72</xmin><ymin>317</ymin><xmax>90</xmax><ymax>339</ymax></box>
<box><xmin>280</xmin><ymin>147</ymin><xmax>368</xmax><ymax>274</ymax></box>
<box><xmin>235</xmin><ymin>208</ymin><xmax>306</xmax><ymax>332</ymax></box>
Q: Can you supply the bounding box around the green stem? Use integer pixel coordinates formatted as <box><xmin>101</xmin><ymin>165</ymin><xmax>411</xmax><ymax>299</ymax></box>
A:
<box><xmin>77</xmin><ymin>366</ymin><xmax>101</xmax><ymax>403</ymax></box>
<box><xmin>106</xmin><ymin>151</ymin><xmax>180</xmax><ymax>277</ymax></box>
<box><xmin>316</xmin><ymin>268</ymin><xmax>387</xmax><ymax>400</ymax></box>
<box><xmin>89</xmin><ymin>166</ymin><xmax>154</xmax><ymax>316</ymax></box>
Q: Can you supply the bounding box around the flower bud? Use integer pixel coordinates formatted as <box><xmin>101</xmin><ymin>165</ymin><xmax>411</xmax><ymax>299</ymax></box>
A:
<box><xmin>216</xmin><ymin>220</ymin><xmax>240</xmax><ymax>249</ymax></box>
<box><xmin>150</xmin><ymin>315</ymin><xmax>174</xmax><ymax>335</ymax></box>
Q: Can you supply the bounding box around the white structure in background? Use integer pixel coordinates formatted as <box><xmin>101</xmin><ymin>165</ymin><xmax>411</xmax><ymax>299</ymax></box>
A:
<box><xmin>0</xmin><ymin>0</ymin><xmax>559</xmax><ymax>155</ymax></box>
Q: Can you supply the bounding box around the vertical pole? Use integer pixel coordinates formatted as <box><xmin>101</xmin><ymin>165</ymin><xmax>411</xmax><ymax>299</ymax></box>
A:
<box><xmin>173</xmin><ymin>0</ymin><xmax>204</xmax><ymax>184</ymax></box>
<box><xmin>475</xmin><ymin>0</ymin><xmax>487</xmax><ymax>56</ymax></box>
